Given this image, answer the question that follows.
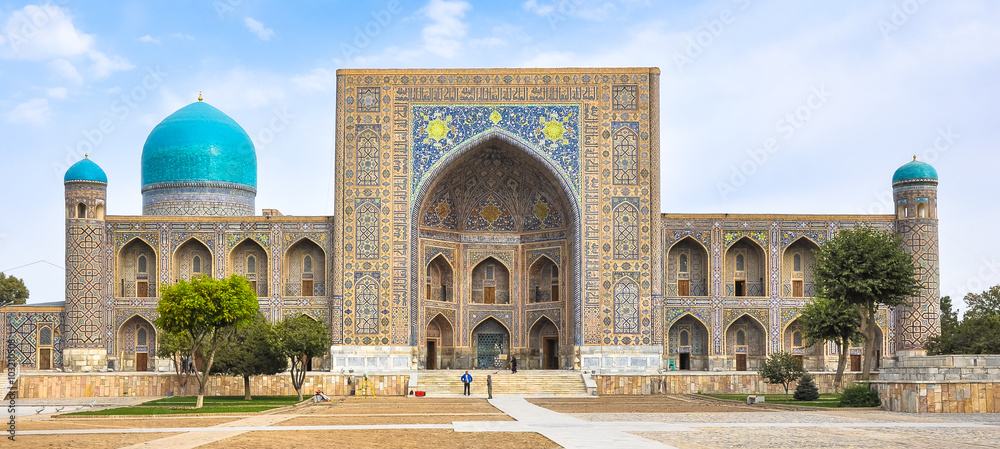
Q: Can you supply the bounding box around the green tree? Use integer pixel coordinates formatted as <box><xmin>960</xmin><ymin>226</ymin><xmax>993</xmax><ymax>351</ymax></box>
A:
<box><xmin>926</xmin><ymin>288</ymin><xmax>1000</xmax><ymax>355</ymax></box>
<box><xmin>799</xmin><ymin>296</ymin><xmax>862</xmax><ymax>390</ymax></box>
<box><xmin>212</xmin><ymin>313</ymin><xmax>288</xmax><ymax>400</ymax></box>
<box><xmin>964</xmin><ymin>285</ymin><xmax>1000</xmax><ymax>319</ymax></box>
<box><xmin>156</xmin><ymin>275</ymin><xmax>258</xmax><ymax>408</ymax></box>
<box><xmin>793</xmin><ymin>373</ymin><xmax>820</xmax><ymax>401</ymax></box>
<box><xmin>156</xmin><ymin>329</ymin><xmax>196</xmax><ymax>396</ymax></box>
<box><xmin>0</xmin><ymin>272</ymin><xmax>29</xmax><ymax>306</ymax></box>
<box><xmin>938</xmin><ymin>295</ymin><xmax>958</xmax><ymax>334</ymax></box>
<box><xmin>275</xmin><ymin>315</ymin><xmax>330</xmax><ymax>401</ymax></box>
<box><xmin>758</xmin><ymin>352</ymin><xmax>805</xmax><ymax>395</ymax></box>
<box><xmin>813</xmin><ymin>228</ymin><xmax>920</xmax><ymax>378</ymax></box>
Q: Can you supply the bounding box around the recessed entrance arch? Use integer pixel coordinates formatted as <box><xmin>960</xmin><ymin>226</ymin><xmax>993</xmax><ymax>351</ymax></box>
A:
<box><xmin>411</xmin><ymin>135</ymin><xmax>582</xmax><ymax>368</ymax></box>
<box><xmin>425</xmin><ymin>314</ymin><xmax>455</xmax><ymax>369</ymax></box>
<box><xmin>528</xmin><ymin>317</ymin><xmax>559</xmax><ymax>369</ymax></box>
<box><xmin>118</xmin><ymin>315</ymin><xmax>155</xmax><ymax>372</ymax></box>
<box><xmin>471</xmin><ymin>317</ymin><xmax>511</xmax><ymax>369</ymax></box>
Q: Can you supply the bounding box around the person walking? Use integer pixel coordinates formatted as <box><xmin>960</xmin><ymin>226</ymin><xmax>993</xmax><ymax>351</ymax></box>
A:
<box><xmin>486</xmin><ymin>374</ymin><xmax>493</xmax><ymax>399</ymax></box>
<box><xmin>510</xmin><ymin>355</ymin><xmax>517</xmax><ymax>374</ymax></box>
<box><xmin>461</xmin><ymin>371</ymin><xmax>473</xmax><ymax>396</ymax></box>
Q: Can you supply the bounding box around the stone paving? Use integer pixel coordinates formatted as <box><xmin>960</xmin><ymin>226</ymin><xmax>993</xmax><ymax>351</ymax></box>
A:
<box><xmin>11</xmin><ymin>395</ymin><xmax>1000</xmax><ymax>448</ymax></box>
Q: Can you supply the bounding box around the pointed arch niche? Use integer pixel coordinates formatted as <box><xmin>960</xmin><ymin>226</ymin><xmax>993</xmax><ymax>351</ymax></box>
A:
<box><xmin>118</xmin><ymin>315</ymin><xmax>156</xmax><ymax>372</ymax></box>
<box><xmin>667</xmin><ymin>315</ymin><xmax>709</xmax><ymax>370</ymax></box>
<box><xmin>230</xmin><ymin>239</ymin><xmax>268</xmax><ymax>297</ymax></box>
<box><xmin>782</xmin><ymin>238</ymin><xmax>819</xmax><ymax>298</ymax></box>
<box><xmin>424</xmin><ymin>314</ymin><xmax>455</xmax><ymax>369</ymax></box>
<box><xmin>527</xmin><ymin>256</ymin><xmax>560</xmax><ymax>303</ymax></box>
<box><xmin>118</xmin><ymin>238</ymin><xmax>156</xmax><ymax>298</ymax></box>
<box><xmin>725</xmin><ymin>237</ymin><xmax>767</xmax><ymax>297</ymax></box>
<box><xmin>527</xmin><ymin>317</ymin><xmax>559</xmax><ymax>369</ymax></box>
<box><xmin>284</xmin><ymin>239</ymin><xmax>326</xmax><ymax>297</ymax></box>
<box><xmin>471</xmin><ymin>257</ymin><xmax>510</xmax><ymax>304</ymax></box>
<box><xmin>666</xmin><ymin>237</ymin><xmax>709</xmax><ymax>297</ymax></box>
<box><xmin>173</xmin><ymin>238</ymin><xmax>212</xmax><ymax>282</ymax></box>
<box><xmin>425</xmin><ymin>254</ymin><xmax>454</xmax><ymax>302</ymax></box>
<box><xmin>725</xmin><ymin>315</ymin><xmax>767</xmax><ymax>371</ymax></box>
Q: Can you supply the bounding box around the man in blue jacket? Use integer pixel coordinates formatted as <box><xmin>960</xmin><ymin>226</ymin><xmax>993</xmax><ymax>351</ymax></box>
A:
<box><xmin>461</xmin><ymin>371</ymin><xmax>473</xmax><ymax>396</ymax></box>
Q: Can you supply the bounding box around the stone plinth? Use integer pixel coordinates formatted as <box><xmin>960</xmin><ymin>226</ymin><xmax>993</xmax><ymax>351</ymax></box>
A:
<box><xmin>874</xmin><ymin>355</ymin><xmax>1000</xmax><ymax>413</ymax></box>
<box><xmin>62</xmin><ymin>348</ymin><xmax>107</xmax><ymax>373</ymax></box>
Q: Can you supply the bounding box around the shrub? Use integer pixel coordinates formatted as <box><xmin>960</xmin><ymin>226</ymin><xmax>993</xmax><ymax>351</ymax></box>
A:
<box><xmin>793</xmin><ymin>374</ymin><xmax>820</xmax><ymax>401</ymax></box>
<box><xmin>839</xmin><ymin>382</ymin><xmax>880</xmax><ymax>407</ymax></box>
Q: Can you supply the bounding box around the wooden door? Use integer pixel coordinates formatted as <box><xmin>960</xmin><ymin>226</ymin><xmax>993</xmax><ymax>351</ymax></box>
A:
<box><xmin>426</xmin><ymin>284</ymin><xmax>431</xmax><ymax>300</ymax></box>
<box><xmin>735</xmin><ymin>280</ymin><xmax>746</xmax><ymax>297</ymax></box>
<box><xmin>484</xmin><ymin>286</ymin><xmax>496</xmax><ymax>304</ymax></box>
<box><xmin>136</xmin><ymin>281</ymin><xmax>149</xmax><ymax>298</ymax></box>
<box><xmin>550</xmin><ymin>285</ymin><xmax>559</xmax><ymax>302</ymax></box>
<box><xmin>136</xmin><ymin>352</ymin><xmax>148</xmax><ymax>372</ymax></box>
<box><xmin>302</xmin><ymin>279</ymin><xmax>314</xmax><ymax>296</ymax></box>
<box><xmin>426</xmin><ymin>340</ymin><xmax>437</xmax><ymax>370</ymax></box>
<box><xmin>544</xmin><ymin>338</ymin><xmax>558</xmax><ymax>369</ymax></box>
<box><xmin>678</xmin><ymin>279</ymin><xmax>690</xmax><ymax>296</ymax></box>
<box><xmin>736</xmin><ymin>354</ymin><xmax>747</xmax><ymax>371</ymax></box>
<box><xmin>250</xmin><ymin>280</ymin><xmax>258</xmax><ymax>296</ymax></box>
<box><xmin>850</xmin><ymin>354</ymin><xmax>861</xmax><ymax>371</ymax></box>
<box><xmin>792</xmin><ymin>280</ymin><xmax>803</xmax><ymax>298</ymax></box>
<box><xmin>39</xmin><ymin>348</ymin><xmax>51</xmax><ymax>370</ymax></box>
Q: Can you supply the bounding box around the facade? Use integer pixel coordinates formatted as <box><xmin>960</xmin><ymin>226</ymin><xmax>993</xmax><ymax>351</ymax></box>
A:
<box><xmin>0</xmin><ymin>68</ymin><xmax>941</xmax><ymax>374</ymax></box>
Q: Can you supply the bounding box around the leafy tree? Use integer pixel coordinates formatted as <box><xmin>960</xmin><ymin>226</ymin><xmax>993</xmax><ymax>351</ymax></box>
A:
<box><xmin>793</xmin><ymin>373</ymin><xmax>820</xmax><ymax>401</ymax></box>
<box><xmin>926</xmin><ymin>288</ymin><xmax>1000</xmax><ymax>355</ymax></box>
<box><xmin>0</xmin><ymin>272</ymin><xmax>29</xmax><ymax>306</ymax></box>
<box><xmin>212</xmin><ymin>313</ymin><xmax>288</xmax><ymax>400</ymax></box>
<box><xmin>799</xmin><ymin>296</ymin><xmax>862</xmax><ymax>390</ymax></box>
<box><xmin>813</xmin><ymin>228</ymin><xmax>920</xmax><ymax>378</ymax></box>
<box><xmin>275</xmin><ymin>315</ymin><xmax>330</xmax><ymax>401</ymax></box>
<box><xmin>156</xmin><ymin>275</ymin><xmax>258</xmax><ymax>408</ymax></box>
<box><xmin>758</xmin><ymin>352</ymin><xmax>805</xmax><ymax>395</ymax></box>
<box><xmin>840</xmin><ymin>382</ymin><xmax>880</xmax><ymax>407</ymax></box>
<box><xmin>156</xmin><ymin>330</ymin><xmax>196</xmax><ymax>396</ymax></box>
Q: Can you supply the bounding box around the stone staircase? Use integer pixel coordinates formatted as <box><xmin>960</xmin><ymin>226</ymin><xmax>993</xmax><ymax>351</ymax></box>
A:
<box><xmin>413</xmin><ymin>370</ymin><xmax>590</xmax><ymax>396</ymax></box>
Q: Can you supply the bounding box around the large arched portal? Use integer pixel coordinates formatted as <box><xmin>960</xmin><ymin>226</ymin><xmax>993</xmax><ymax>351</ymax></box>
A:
<box><xmin>413</xmin><ymin>139</ymin><xmax>579</xmax><ymax>369</ymax></box>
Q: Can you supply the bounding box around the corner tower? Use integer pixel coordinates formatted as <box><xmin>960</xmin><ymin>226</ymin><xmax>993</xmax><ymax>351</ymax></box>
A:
<box><xmin>63</xmin><ymin>156</ymin><xmax>108</xmax><ymax>371</ymax></box>
<box><xmin>892</xmin><ymin>156</ymin><xmax>940</xmax><ymax>356</ymax></box>
<box><xmin>141</xmin><ymin>98</ymin><xmax>257</xmax><ymax>216</ymax></box>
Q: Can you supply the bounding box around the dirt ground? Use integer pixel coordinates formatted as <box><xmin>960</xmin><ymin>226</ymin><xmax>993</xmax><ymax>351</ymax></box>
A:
<box><xmin>299</xmin><ymin>397</ymin><xmax>504</xmax><ymax>416</ymax></box>
<box><xmin>528</xmin><ymin>395</ymin><xmax>768</xmax><ymax>414</ymax></box>
<box><xmin>7</xmin><ymin>433</ymin><xmax>180</xmax><ymax>448</ymax></box>
<box><xmin>200</xmin><ymin>429</ymin><xmax>559</xmax><ymax>449</ymax></box>
<box><xmin>16</xmin><ymin>417</ymin><xmax>241</xmax><ymax>431</ymax></box>
<box><xmin>279</xmin><ymin>413</ymin><xmax>512</xmax><ymax>425</ymax></box>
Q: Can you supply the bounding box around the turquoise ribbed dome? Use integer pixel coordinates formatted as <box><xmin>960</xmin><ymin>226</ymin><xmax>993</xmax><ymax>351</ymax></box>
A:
<box><xmin>141</xmin><ymin>101</ymin><xmax>256</xmax><ymax>188</ymax></box>
<box><xmin>892</xmin><ymin>158</ymin><xmax>938</xmax><ymax>184</ymax></box>
<box><xmin>64</xmin><ymin>157</ymin><xmax>107</xmax><ymax>183</ymax></box>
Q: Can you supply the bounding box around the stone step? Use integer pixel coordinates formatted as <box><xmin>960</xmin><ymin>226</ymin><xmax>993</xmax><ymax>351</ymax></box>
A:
<box><xmin>414</xmin><ymin>370</ymin><xmax>588</xmax><ymax>396</ymax></box>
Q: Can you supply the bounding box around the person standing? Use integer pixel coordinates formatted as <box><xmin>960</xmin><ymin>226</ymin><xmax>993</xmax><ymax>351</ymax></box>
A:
<box><xmin>486</xmin><ymin>374</ymin><xmax>493</xmax><ymax>399</ymax></box>
<box><xmin>461</xmin><ymin>371</ymin><xmax>473</xmax><ymax>396</ymax></box>
<box><xmin>510</xmin><ymin>355</ymin><xmax>518</xmax><ymax>374</ymax></box>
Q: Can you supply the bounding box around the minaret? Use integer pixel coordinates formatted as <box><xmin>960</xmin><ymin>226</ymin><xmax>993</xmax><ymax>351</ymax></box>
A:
<box><xmin>63</xmin><ymin>155</ymin><xmax>108</xmax><ymax>371</ymax></box>
<box><xmin>892</xmin><ymin>156</ymin><xmax>940</xmax><ymax>356</ymax></box>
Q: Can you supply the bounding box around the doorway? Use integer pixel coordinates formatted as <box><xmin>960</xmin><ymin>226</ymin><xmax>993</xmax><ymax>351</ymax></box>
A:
<box><xmin>484</xmin><ymin>286</ymin><xmax>496</xmax><ymax>304</ymax></box>
<box><xmin>543</xmin><ymin>337</ymin><xmax>558</xmax><ymax>369</ymax></box>
<box><xmin>850</xmin><ymin>354</ymin><xmax>861</xmax><ymax>371</ymax></box>
<box><xmin>137</xmin><ymin>280</ymin><xmax>149</xmax><ymax>298</ymax></box>
<box><xmin>736</xmin><ymin>354</ymin><xmax>747</xmax><ymax>371</ymax></box>
<box><xmin>679</xmin><ymin>353</ymin><xmax>691</xmax><ymax>370</ymax></box>
<box><xmin>39</xmin><ymin>348</ymin><xmax>52</xmax><ymax>370</ymax></box>
<box><xmin>678</xmin><ymin>279</ymin><xmax>690</xmax><ymax>296</ymax></box>
<box><xmin>426</xmin><ymin>340</ymin><xmax>437</xmax><ymax>369</ymax></box>
<box><xmin>477</xmin><ymin>333</ymin><xmax>503</xmax><ymax>368</ymax></box>
<box><xmin>136</xmin><ymin>352</ymin><xmax>148</xmax><ymax>372</ymax></box>
<box><xmin>735</xmin><ymin>280</ymin><xmax>746</xmax><ymax>297</ymax></box>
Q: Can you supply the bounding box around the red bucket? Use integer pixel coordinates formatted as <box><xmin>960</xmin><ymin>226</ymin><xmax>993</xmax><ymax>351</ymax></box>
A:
<box><xmin>415</xmin><ymin>391</ymin><xmax>426</xmax><ymax>397</ymax></box>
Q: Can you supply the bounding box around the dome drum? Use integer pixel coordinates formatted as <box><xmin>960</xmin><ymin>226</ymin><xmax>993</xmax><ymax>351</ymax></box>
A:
<box><xmin>142</xmin><ymin>181</ymin><xmax>255</xmax><ymax>216</ymax></box>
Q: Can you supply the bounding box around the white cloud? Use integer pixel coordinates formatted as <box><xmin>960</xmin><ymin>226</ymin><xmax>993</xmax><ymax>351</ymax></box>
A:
<box><xmin>0</xmin><ymin>5</ymin><xmax>131</xmax><ymax>79</ymax></box>
<box><xmin>420</xmin><ymin>0</ymin><xmax>471</xmax><ymax>58</ymax></box>
<box><xmin>469</xmin><ymin>36</ymin><xmax>506</xmax><ymax>48</ymax></box>
<box><xmin>244</xmin><ymin>17</ymin><xmax>275</xmax><ymax>41</ymax></box>
<box><xmin>291</xmin><ymin>68</ymin><xmax>335</xmax><ymax>92</ymax></box>
<box><xmin>5</xmin><ymin>98</ymin><xmax>50</xmax><ymax>125</ymax></box>
<box><xmin>138</xmin><ymin>35</ymin><xmax>160</xmax><ymax>44</ymax></box>
<box><xmin>47</xmin><ymin>59</ymin><xmax>83</xmax><ymax>85</ymax></box>
<box><xmin>522</xmin><ymin>0</ymin><xmax>555</xmax><ymax>16</ymax></box>
<box><xmin>46</xmin><ymin>87</ymin><xmax>67</xmax><ymax>98</ymax></box>
<box><xmin>170</xmin><ymin>32</ymin><xmax>194</xmax><ymax>40</ymax></box>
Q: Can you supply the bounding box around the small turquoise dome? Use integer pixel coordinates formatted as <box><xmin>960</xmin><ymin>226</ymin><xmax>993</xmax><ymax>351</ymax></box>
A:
<box><xmin>141</xmin><ymin>101</ymin><xmax>256</xmax><ymax>188</ymax></box>
<box><xmin>893</xmin><ymin>158</ymin><xmax>938</xmax><ymax>184</ymax></box>
<box><xmin>64</xmin><ymin>157</ymin><xmax>107</xmax><ymax>183</ymax></box>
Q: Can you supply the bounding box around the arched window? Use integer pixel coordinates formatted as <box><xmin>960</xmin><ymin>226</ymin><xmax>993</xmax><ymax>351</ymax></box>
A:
<box><xmin>792</xmin><ymin>330</ymin><xmax>803</xmax><ymax>348</ymax></box>
<box><xmin>137</xmin><ymin>255</ymin><xmax>148</xmax><ymax>274</ymax></box>
<box><xmin>486</xmin><ymin>263</ymin><xmax>494</xmax><ymax>280</ymax></box>
<box><xmin>736</xmin><ymin>254</ymin><xmax>745</xmax><ymax>272</ymax></box>
<box><xmin>247</xmin><ymin>255</ymin><xmax>256</xmax><ymax>274</ymax></box>
<box><xmin>137</xmin><ymin>327</ymin><xmax>148</xmax><ymax>346</ymax></box>
<box><xmin>679</xmin><ymin>329</ymin><xmax>690</xmax><ymax>346</ymax></box>
<box><xmin>551</xmin><ymin>264</ymin><xmax>559</xmax><ymax>277</ymax></box>
<box><xmin>39</xmin><ymin>327</ymin><xmax>52</xmax><ymax>346</ymax></box>
<box><xmin>679</xmin><ymin>253</ymin><xmax>689</xmax><ymax>273</ymax></box>
<box><xmin>303</xmin><ymin>255</ymin><xmax>313</xmax><ymax>274</ymax></box>
<box><xmin>917</xmin><ymin>202</ymin><xmax>928</xmax><ymax>218</ymax></box>
<box><xmin>736</xmin><ymin>329</ymin><xmax>746</xmax><ymax>346</ymax></box>
<box><xmin>76</xmin><ymin>202</ymin><xmax>87</xmax><ymax>218</ymax></box>
<box><xmin>793</xmin><ymin>253</ymin><xmax>801</xmax><ymax>272</ymax></box>
<box><xmin>192</xmin><ymin>255</ymin><xmax>202</xmax><ymax>274</ymax></box>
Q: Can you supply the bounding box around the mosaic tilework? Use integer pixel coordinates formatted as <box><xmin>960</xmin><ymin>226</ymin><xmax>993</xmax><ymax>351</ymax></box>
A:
<box><xmin>613</xmin><ymin>276</ymin><xmax>639</xmax><ymax>334</ymax></box>
<box><xmin>5</xmin><ymin>312</ymin><xmax>63</xmax><ymax>369</ymax></box>
<box><xmin>65</xmin><ymin>221</ymin><xmax>104</xmax><ymax>348</ymax></box>
<box><xmin>611</xmin><ymin>126</ymin><xmax>638</xmax><ymax>185</ymax></box>
<box><xmin>896</xmin><ymin>220</ymin><xmax>941</xmax><ymax>350</ymax></box>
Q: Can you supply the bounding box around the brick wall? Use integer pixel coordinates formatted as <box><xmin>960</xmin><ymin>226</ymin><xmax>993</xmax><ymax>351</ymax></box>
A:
<box><xmin>593</xmin><ymin>373</ymin><xmax>873</xmax><ymax>395</ymax></box>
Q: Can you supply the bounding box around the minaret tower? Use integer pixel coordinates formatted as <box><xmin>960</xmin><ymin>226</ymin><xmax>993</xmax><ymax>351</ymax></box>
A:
<box><xmin>892</xmin><ymin>156</ymin><xmax>940</xmax><ymax>356</ymax></box>
<box><xmin>63</xmin><ymin>155</ymin><xmax>109</xmax><ymax>371</ymax></box>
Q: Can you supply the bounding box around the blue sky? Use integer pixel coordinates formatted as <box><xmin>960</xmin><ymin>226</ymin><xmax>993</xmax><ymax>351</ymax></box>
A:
<box><xmin>0</xmin><ymin>0</ymin><xmax>997</xmax><ymax>313</ymax></box>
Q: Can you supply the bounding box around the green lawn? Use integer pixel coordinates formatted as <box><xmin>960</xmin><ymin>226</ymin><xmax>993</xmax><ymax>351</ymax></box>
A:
<box><xmin>706</xmin><ymin>393</ymin><xmax>843</xmax><ymax>408</ymax></box>
<box><xmin>66</xmin><ymin>395</ymin><xmax>302</xmax><ymax>416</ymax></box>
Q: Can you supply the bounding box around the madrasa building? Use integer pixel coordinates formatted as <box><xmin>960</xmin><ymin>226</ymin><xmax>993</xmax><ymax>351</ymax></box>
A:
<box><xmin>0</xmin><ymin>68</ymin><xmax>941</xmax><ymax>374</ymax></box>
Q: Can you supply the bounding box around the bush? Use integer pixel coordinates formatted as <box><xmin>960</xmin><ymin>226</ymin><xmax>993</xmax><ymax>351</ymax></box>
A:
<box><xmin>839</xmin><ymin>382</ymin><xmax>880</xmax><ymax>407</ymax></box>
<box><xmin>793</xmin><ymin>374</ymin><xmax>820</xmax><ymax>401</ymax></box>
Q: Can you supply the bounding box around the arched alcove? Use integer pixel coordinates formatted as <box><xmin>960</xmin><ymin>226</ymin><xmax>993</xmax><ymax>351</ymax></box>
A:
<box><xmin>470</xmin><ymin>257</ymin><xmax>510</xmax><ymax>304</ymax></box>
<box><xmin>284</xmin><ymin>239</ymin><xmax>326</xmax><ymax>297</ymax></box>
<box><xmin>118</xmin><ymin>239</ymin><xmax>156</xmax><ymax>297</ymax></box>
<box><xmin>725</xmin><ymin>238</ymin><xmax>767</xmax><ymax>297</ymax></box>
<box><xmin>470</xmin><ymin>317</ymin><xmax>511</xmax><ymax>369</ymax></box>
<box><xmin>527</xmin><ymin>317</ymin><xmax>559</xmax><ymax>369</ymax></box>
<box><xmin>667</xmin><ymin>315</ymin><xmax>709</xmax><ymax>370</ymax></box>
<box><xmin>425</xmin><ymin>254</ymin><xmax>454</xmax><ymax>302</ymax></box>
<box><xmin>230</xmin><ymin>239</ymin><xmax>268</xmax><ymax>297</ymax></box>
<box><xmin>118</xmin><ymin>315</ymin><xmax>156</xmax><ymax>372</ymax></box>
<box><xmin>527</xmin><ymin>256</ymin><xmax>559</xmax><ymax>303</ymax></box>
<box><xmin>725</xmin><ymin>315</ymin><xmax>767</xmax><ymax>371</ymax></box>
<box><xmin>425</xmin><ymin>314</ymin><xmax>455</xmax><ymax>369</ymax></box>
<box><xmin>173</xmin><ymin>238</ymin><xmax>212</xmax><ymax>282</ymax></box>
<box><xmin>667</xmin><ymin>237</ymin><xmax>709</xmax><ymax>296</ymax></box>
<box><xmin>782</xmin><ymin>238</ymin><xmax>819</xmax><ymax>298</ymax></box>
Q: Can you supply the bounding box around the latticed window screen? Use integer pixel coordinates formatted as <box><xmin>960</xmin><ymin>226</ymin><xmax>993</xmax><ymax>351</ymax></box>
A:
<box><xmin>613</xmin><ymin>277</ymin><xmax>639</xmax><ymax>334</ymax></box>
<box><xmin>613</xmin><ymin>203</ymin><xmax>638</xmax><ymax>259</ymax></box>
<box><xmin>612</xmin><ymin>129</ymin><xmax>638</xmax><ymax>184</ymax></box>
<box><xmin>356</xmin><ymin>131</ymin><xmax>380</xmax><ymax>186</ymax></box>
<box><xmin>355</xmin><ymin>276</ymin><xmax>379</xmax><ymax>334</ymax></box>
<box><xmin>356</xmin><ymin>202</ymin><xmax>380</xmax><ymax>259</ymax></box>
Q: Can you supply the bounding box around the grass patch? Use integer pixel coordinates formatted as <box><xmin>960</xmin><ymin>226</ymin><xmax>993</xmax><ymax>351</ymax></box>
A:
<box><xmin>65</xmin><ymin>395</ymin><xmax>301</xmax><ymax>416</ymax></box>
<box><xmin>705</xmin><ymin>393</ymin><xmax>843</xmax><ymax>408</ymax></box>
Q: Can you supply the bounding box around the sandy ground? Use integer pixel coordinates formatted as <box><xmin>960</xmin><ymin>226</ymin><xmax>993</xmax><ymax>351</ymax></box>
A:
<box><xmin>7</xmin><ymin>433</ymin><xmax>181</xmax><ymax>448</ymax></box>
<box><xmin>528</xmin><ymin>395</ymin><xmax>766</xmax><ymax>414</ymax></box>
<box><xmin>278</xmin><ymin>413</ymin><xmax>512</xmax><ymax>425</ymax></box>
<box><xmin>199</xmin><ymin>429</ymin><xmax>559</xmax><ymax>449</ymax></box>
<box><xmin>15</xmin><ymin>417</ymin><xmax>241</xmax><ymax>431</ymax></box>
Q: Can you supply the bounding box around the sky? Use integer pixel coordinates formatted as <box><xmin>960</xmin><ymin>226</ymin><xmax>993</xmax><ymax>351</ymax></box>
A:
<box><xmin>0</xmin><ymin>0</ymin><xmax>997</xmax><ymax>314</ymax></box>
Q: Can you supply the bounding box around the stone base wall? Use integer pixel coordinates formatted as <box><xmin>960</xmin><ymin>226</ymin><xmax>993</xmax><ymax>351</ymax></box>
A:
<box><xmin>61</xmin><ymin>348</ymin><xmax>107</xmax><ymax>373</ymax></box>
<box><xmin>594</xmin><ymin>372</ymin><xmax>873</xmax><ymax>395</ymax></box>
<box><xmin>14</xmin><ymin>373</ymin><xmax>410</xmax><ymax>399</ymax></box>
<box><xmin>876</xmin><ymin>381</ymin><xmax>1000</xmax><ymax>413</ymax></box>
